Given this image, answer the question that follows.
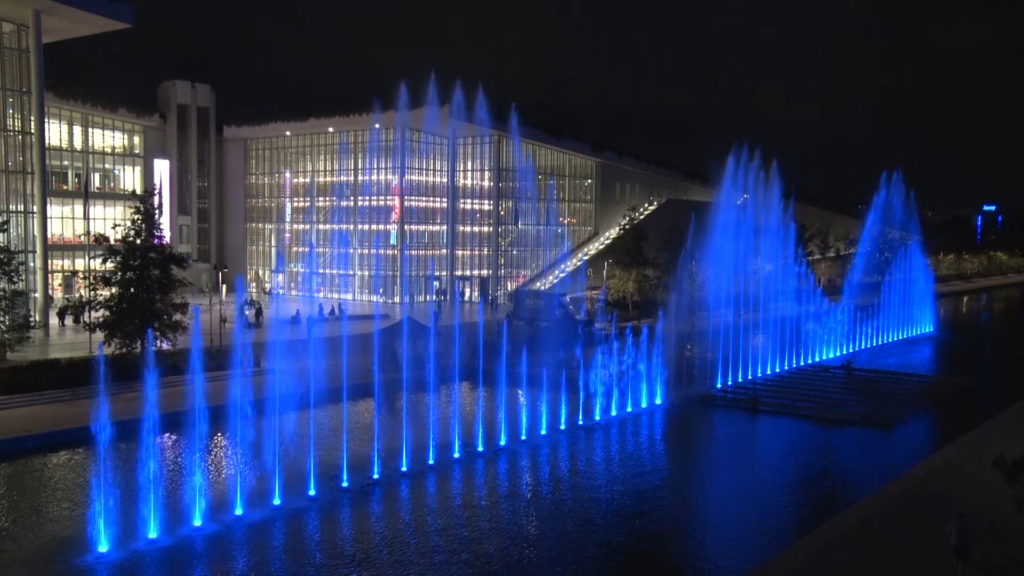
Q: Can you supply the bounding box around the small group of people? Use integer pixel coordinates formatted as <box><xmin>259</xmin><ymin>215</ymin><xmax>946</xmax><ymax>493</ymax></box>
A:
<box><xmin>55</xmin><ymin>292</ymin><xmax>86</xmax><ymax>327</ymax></box>
<box><xmin>291</xmin><ymin>302</ymin><xmax>346</xmax><ymax>325</ymax></box>
<box><xmin>239</xmin><ymin>297</ymin><xmax>264</xmax><ymax>328</ymax></box>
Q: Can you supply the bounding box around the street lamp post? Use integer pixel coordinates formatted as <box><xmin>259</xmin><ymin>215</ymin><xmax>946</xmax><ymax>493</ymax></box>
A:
<box><xmin>208</xmin><ymin>277</ymin><xmax>213</xmax><ymax>348</ymax></box>
<box><xmin>216</xmin><ymin>265</ymin><xmax>228</xmax><ymax>350</ymax></box>
<box><xmin>603</xmin><ymin>259</ymin><xmax>613</xmax><ymax>286</ymax></box>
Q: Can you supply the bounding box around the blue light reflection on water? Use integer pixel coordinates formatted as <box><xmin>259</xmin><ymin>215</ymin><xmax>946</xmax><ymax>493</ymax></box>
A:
<box><xmin>0</xmin><ymin>380</ymin><xmax>950</xmax><ymax>575</ymax></box>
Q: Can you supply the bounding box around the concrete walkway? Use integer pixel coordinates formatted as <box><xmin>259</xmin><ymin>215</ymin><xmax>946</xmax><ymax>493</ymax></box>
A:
<box><xmin>935</xmin><ymin>273</ymin><xmax>1024</xmax><ymax>297</ymax></box>
<box><xmin>757</xmin><ymin>400</ymin><xmax>1024</xmax><ymax>576</ymax></box>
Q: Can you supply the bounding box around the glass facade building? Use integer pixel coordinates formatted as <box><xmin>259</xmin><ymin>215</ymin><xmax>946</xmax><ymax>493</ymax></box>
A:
<box><xmin>43</xmin><ymin>104</ymin><xmax>147</xmax><ymax>300</ymax></box>
<box><xmin>243</xmin><ymin>120</ymin><xmax>596</xmax><ymax>304</ymax></box>
<box><xmin>0</xmin><ymin>19</ymin><xmax>36</xmax><ymax>310</ymax></box>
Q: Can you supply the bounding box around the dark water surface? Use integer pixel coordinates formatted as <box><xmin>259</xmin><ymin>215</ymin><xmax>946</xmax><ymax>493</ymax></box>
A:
<box><xmin>1</xmin><ymin>286</ymin><xmax>1021</xmax><ymax>575</ymax></box>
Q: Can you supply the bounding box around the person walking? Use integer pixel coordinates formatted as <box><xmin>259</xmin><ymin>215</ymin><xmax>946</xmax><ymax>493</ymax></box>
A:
<box><xmin>56</xmin><ymin>303</ymin><xmax>67</xmax><ymax>327</ymax></box>
<box><xmin>254</xmin><ymin>302</ymin><xmax>264</xmax><ymax>327</ymax></box>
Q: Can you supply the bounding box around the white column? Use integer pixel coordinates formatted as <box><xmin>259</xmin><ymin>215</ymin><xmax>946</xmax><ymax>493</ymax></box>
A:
<box><xmin>29</xmin><ymin>10</ymin><xmax>48</xmax><ymax>335</ymax></box>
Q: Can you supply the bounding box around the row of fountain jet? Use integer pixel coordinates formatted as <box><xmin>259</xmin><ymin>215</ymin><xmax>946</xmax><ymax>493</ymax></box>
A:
<box><xmin>88</xmin><ymin>127</ymin><xmax>935</xmax><ymax>555</ymax></box>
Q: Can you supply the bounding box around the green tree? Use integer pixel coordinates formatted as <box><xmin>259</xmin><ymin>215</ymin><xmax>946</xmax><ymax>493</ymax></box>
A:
<box><xmin>85</xmin><ymin>190</ymin><xmax>191</xmax><ymax>353</ymax></box>
<box><xmin>0</xmin><ymin>220</ymin><xmax>31</xmax><ymax>361</ymax></box>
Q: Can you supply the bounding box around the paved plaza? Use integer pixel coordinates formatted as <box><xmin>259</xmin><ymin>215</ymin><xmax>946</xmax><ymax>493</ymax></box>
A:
<box><xmin>7</xmin><ymin>294</ymin><xmax>510</xmax><ymax>363</ymax></box>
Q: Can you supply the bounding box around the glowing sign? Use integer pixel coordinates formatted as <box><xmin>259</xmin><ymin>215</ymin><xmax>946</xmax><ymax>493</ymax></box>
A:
<box><xmin>976</xmin><ymin>214</ymin><xmax>982</xmax><ymax>245</ymax></box>
<box><xmin>982</xmin><ymin>204</ymin><xmax>997</xmax><ymax>212</ymax></box>
<box><xmin>153</xmin><ymin>158</ymin><xmax>171</xmax><ymax>243</ymax></box>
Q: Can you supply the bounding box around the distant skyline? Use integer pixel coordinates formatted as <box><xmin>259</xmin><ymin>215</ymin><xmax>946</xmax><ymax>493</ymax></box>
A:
<box><xmin>44</xmin><ymin>0</ymin><xmax>1022</xmax><ymax>212</ymax></box>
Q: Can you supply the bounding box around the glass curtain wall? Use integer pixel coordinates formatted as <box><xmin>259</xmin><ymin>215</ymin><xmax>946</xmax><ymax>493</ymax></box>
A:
<box><xmin>43</xmin><ymin>105</ymin><xmax>146</xmax><ymax>300</ymax></box>
<box><xmin>454</xmin><ymin>134</ymin><xmax>496</xmax><ymax>302</ymax></box>
<box><xmin>403</xmin><ymin>128</ymin><xmax>449</xmax><ymax>302</ymax></box>
<box><xmin>495</xmin><ymin>136</ymin><xmax>595</xmax><ymax>302</ymax></box>
<box><xmin>245</xmin><ymin>125</ymin><xmax>594</xmax><ymax>303</ymax></box>
<box><xmin>0</xmin><ymin>20</ymin><xmax>35</xmax><ymax>315</ymax></box>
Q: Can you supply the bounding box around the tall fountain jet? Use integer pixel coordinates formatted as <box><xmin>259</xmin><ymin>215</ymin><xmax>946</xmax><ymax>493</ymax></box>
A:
<box><xmin>428</xmin><ymin>259</ymin><xmax>437</xmax><ymax>466</ymax></box>
<box><xmin>477</xmin><ymin>299</ymin><xmax>485</xmax><ymax>453</ymax></box>
<box><xmin>397</xmin><ymin>81</ymin><xmax>410</xmax><ymax>474</ymax></box>
<box><xmin>306</xmin><ymin>242</ymin><xmax>320</xmax><ymax>496</ymax></box>
<box><xmin>560</xmin><ymin>369</ymin><xmax>567</xmax><ymax>431</ymax></box>
<box><xmin>499</xmin><ymin>318</ymin><xmax>508</xmax><ymax>447</ymax></box>
<box><xmin>90</xmin><ymin>342</ymin><xmax>115</xmax><ymax>553</ymax></box>
<box><xmin>842</xmin><ymin>172</ymin><xmax>936</xmax><ymax>336</ymax></box>
<box><xmin>230</xmin><ymin>277</ymin><xmax>253</xmax><ymax>515</ymax></box>
<box><xmin>369</xmin><ymin>104</ymin><xmax>384</xmax><ymax>481</ymax></box>
<box><xmin>450</xmin><ymin>80</ymin><xmax>466</xmax><ymax>461</ymax></box>
<box><xmin>266</xmin><ymin>299</ymin><xmax>284</xmax><ymax>505</ymax></box>
<box><xmin>139</xmin><ymin>329</ymin><xmax>161</xmax><ymax>537</ymax></box>
<box><xmin>696</xmin><ymin>149</ymin><xmax>935</xmax><ymax>390</ymax></box>
<box><xmin>520</xmin><ymin>347</ymin><xmax>528</xmax><ymax>441</ymax></box>
<box><xmin>453</xmin><ymin>295</ymin><xmax>462</xmax><ymax>459</ymax></box>
<box><xmin>186</xmin><ymin>305</ymin><xmax>208</xmax><ymax>527</ymax></box>
<box><xmin>577</xmin><ymin>342</ymin><xmax>585</xmax><ymax>426</ymax></box>
<box><xmin>540</xmin><ymin>368</ymin><xmax>549</xmax><ymax>436</ymax></box>
<box><xmin>341</xmin><ymin>229</ymin><xmax>352</xmax><ymax>487</ymax></box>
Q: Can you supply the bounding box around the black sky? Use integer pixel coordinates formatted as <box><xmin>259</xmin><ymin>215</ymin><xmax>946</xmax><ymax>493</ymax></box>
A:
<box><xmin>45</xmin><ymin>0</ymin><xmax>1023</xmax><ymax>212</ymax></box>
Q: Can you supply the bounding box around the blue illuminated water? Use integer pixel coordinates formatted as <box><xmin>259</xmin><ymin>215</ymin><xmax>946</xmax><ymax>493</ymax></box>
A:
<box><xmin>60</xmin><ymin>89</ymin><xmax>954</xmax><ymax>573</ymax></box>
<box><xmin>429</xmin><ymin>258</ymin><xmax>438</xmax><ymax>465</ymax></box>
<box><xmin>186</xmin><ymin>306</ymin><xmax>208</xmax><ymax>526</ymax></box>
<box><xmin>266</xmin><ymin>307</ymin><xmax>285</xmax><ymax>506</ymax></box>
<box><xmin>453</xmin><ymin>297</ymin><xmax>461</xmax><ymax>459</ymax></box>
<box><xmin>694</xmin><ymin>150</ymin><xmax>935</xmax><ymax>390</ymax></box>
<box><xmin>477</xmin><ymin>300</ymin><xmax>485</xmax><ymax>452</ymax></box>
<box><xmin>20</xmin><ymin>285</ymin><xmax>1022</xmax><ymax>574</ymax></box>
<box><xmin>640</xmin><ymin>325</ymin><xmax>649</xmax><ymax>408</ymax></box>
<box><xmin>541</xmin><ymin>368</ymin><xmax>549</xmax><ymax>436</ymax></box>
<box><xmin>228</xmin><ymin>277</ymin><xmax>253</xmax><ymax>515</ymax></box>
<box><xmin>560</xmin><ymin>369</ymin><xmax>567</xmax><ymax>431</ymax></box>
<box><xmin>611</xmin><ymin>321</ymin><xmax>619</xmax><ymax>417</ymax></box>
<box><xmin>399</xmin><ymin>81</ymin><xmax>410</xmax><ymax>475</ymax></box>
<box><xmin>341</xmin><ymin>296</ymin><xmax>350</xmax><ymax>487</ymax></box>
<box><xmin>139</xmin><ymin>329</ymin><xmax>161</xmax><ymax>536</ymax></box>
<box><xmin>499</xmin><ymin>318</ymin><xmax>508</xmax><ymax>447</ymax></box>
<box><xmin>578</xmin><ymin>343</ymin><xmax>585</xmax><ymax>425</ymax></box>
<box><xmin>306</xmin><ymin>321</ymin><xmax>319</xmax><ymax>497</ymax></box>
<box><xmin>520</xmin><ymin>346</ymin><xmax>528</xmax><ymax>441</ymax></box>
<box><xmin>89</xmin><ymin>342</ymin><xmax>115</xmax><ymax>553</ymax></box>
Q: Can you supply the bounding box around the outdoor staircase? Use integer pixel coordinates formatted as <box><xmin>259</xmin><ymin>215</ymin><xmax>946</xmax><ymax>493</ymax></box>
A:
<box><xmin>522</xmin><ymin>197</ymin><xmax>664</xmax><ymax>291</ymax></box>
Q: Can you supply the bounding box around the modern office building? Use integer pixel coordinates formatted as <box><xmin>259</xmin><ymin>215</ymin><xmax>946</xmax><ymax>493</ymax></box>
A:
<box><xmin>221</xmin><ymin>105</ymin><xmax>711</xmax><ymax>304</ymax></box>
<box><xmin>0</xmin><ymin>0</ymin><xmax>133</xmax><ymax>332</ymax></box>
<box><xmin>43</xmin><ymin>96</ymin><xmax>157</xmax><ymax>300</ymax></box>
<box><xmin>41</xmin><ymin>83</ymin><xmax>217</xmax><ymax>303</ymax></box>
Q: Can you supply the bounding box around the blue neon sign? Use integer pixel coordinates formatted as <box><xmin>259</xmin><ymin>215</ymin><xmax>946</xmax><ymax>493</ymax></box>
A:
<box><xmin>982</xmin><ymin>204</ymin><xmax>997</xmax><ymax>212</ymax></box>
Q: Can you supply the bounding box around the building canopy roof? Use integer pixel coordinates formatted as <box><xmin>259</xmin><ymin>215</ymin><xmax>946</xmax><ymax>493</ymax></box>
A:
<box><xmin>0</xmin><ymin>0</ymin><xmax>131</xmax><ymax>43</ymax></box>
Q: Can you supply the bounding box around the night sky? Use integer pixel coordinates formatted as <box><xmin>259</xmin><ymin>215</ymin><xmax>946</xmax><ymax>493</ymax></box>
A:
<box><xmin>45</xmin><ymin>0</ymin><xmax>1022</xmax><ymax>213</ymax></box>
